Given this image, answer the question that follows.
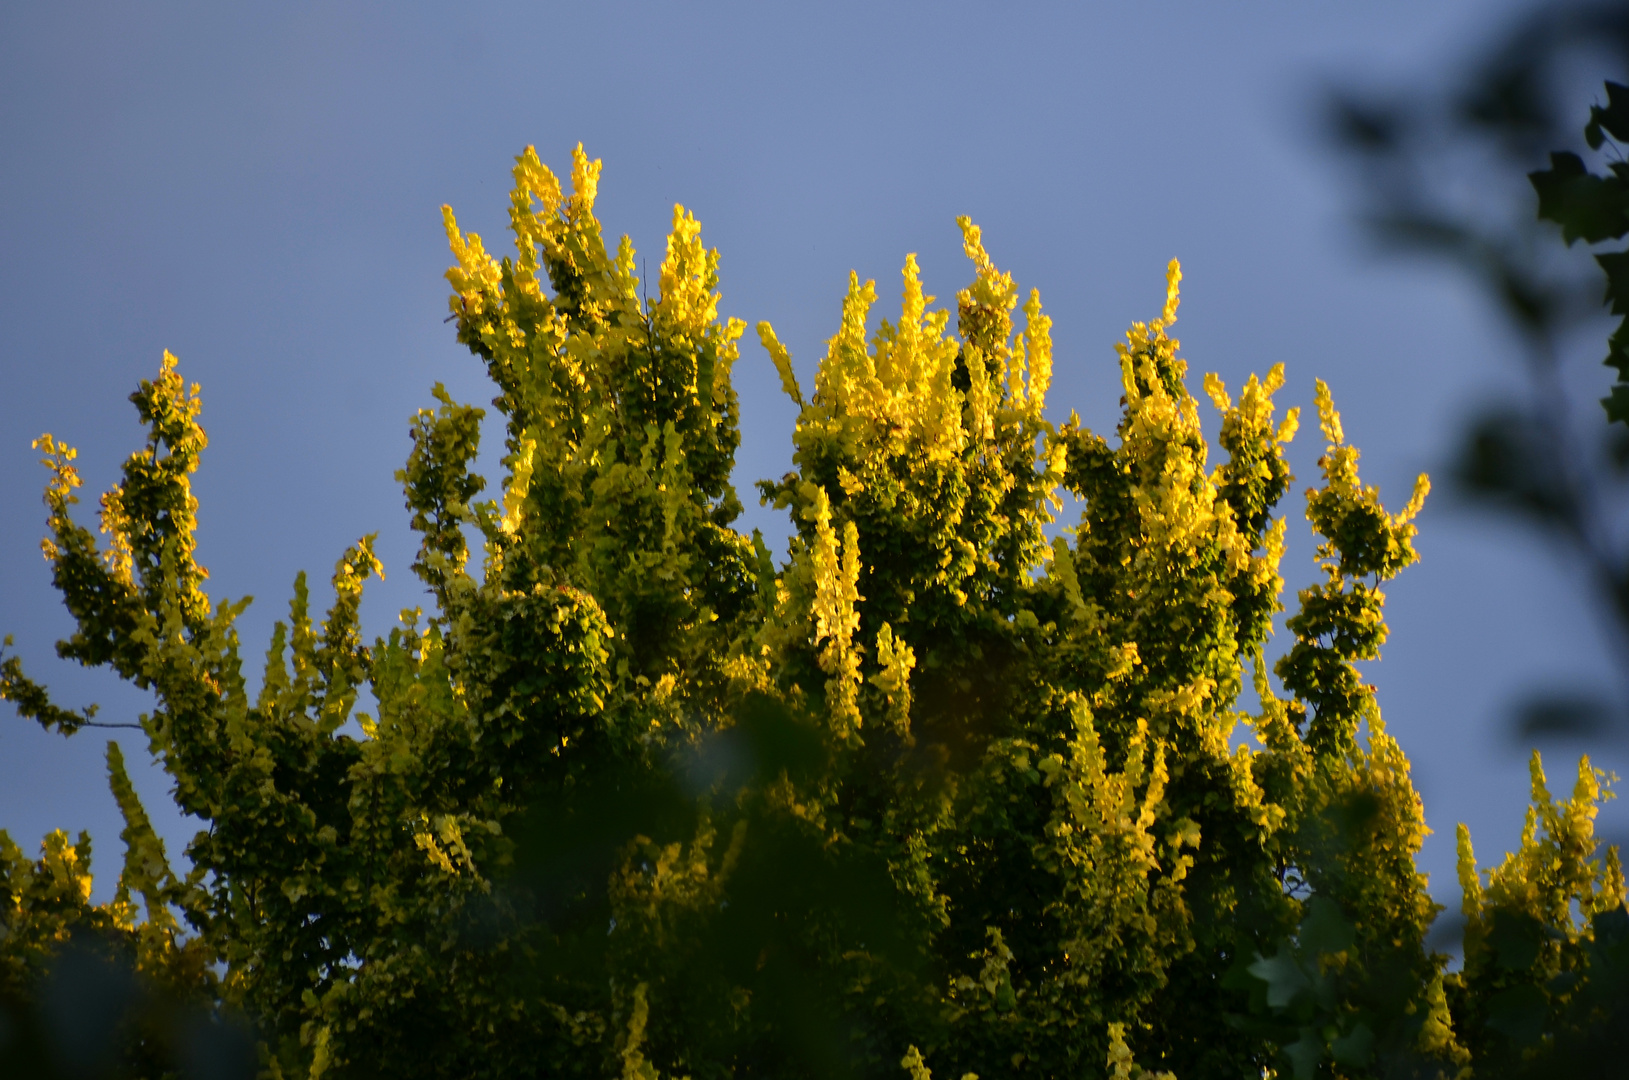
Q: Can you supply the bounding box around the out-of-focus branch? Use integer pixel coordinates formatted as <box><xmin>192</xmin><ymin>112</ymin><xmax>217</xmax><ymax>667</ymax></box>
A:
<box><xmin>1322</xmin><ymin>1</ymin><xmax>1629</xmax><ymax>738</ymax></box>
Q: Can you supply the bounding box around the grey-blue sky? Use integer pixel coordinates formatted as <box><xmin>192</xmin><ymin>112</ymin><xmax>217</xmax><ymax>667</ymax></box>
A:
<box><xmin>1</xmin><ymin>0</ymin><xmax>1618</xmax><ymax>905</ymax></box>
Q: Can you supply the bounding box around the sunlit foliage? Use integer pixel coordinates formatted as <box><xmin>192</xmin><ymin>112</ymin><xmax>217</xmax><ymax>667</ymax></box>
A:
<box><xmin>3</xmin><ymin>145</ymin><xmax>1624</xmax><ymax>1079</ymax></box>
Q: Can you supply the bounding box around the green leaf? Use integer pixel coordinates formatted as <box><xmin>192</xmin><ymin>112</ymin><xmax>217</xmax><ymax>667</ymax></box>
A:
<box><xmin>1281</xmin><ymin>1029</ymin><xmax>1323</xmax><ymax>1080</ymax></box>
<box><xmin>1298</xmin><ymin>897</ymin><xmax>1356</xmax><ymax>958</ymax></box>
<box><xmin>1249</xmin><ymin>947</ymin><xmax>1313</xmax><ymax>1010</ymax></box>
<box><xmin>1487</xmin><ymin>910</ymin><xmax>1545</xmax><ymax>972</ymax></box>
<box><xmin>1329</xmin><ymin>1022</ymin><xmax>1374</xmax><ymax>1068</ymax></box>
<box><xmin>1595</xmin><ymin>249</ymin><xmax>1629</xmax><ymax>316</ymax></box>
<box><xmin>1531</xmin><ymin>151</ymin><xmax>1629</xmax><ymax>245</ymax></box>
<box><xmin>1484</xmin><ymin>983</ymin><xmax>1547</xmax><ymax>1047</ymax></box>
<box><xmin>1585</xmin><ymin>82</ymin><xmax>1629</xmax><ymax>150</ymax></box>
<box><xmin>1603</xmin><ymin>382</ymin><xmax>1629</xmax><ymax>426</ymax></box>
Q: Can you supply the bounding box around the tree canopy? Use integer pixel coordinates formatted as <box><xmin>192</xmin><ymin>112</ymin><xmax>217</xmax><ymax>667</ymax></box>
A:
<box><xmin>2</xmin><ymin>145</ymin><xmax>1625</xmax><ymax>1079</ymax></box>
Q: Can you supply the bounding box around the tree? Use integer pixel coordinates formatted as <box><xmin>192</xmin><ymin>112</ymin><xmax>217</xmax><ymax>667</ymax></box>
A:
<box><xmin>2</xmin><ymin>144</ymin><xmax>1624</xmax><ymax>1079</ymax></box>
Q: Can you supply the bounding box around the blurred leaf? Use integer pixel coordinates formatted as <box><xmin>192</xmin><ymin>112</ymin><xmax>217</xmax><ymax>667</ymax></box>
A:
<box><xmin>1329</xmin><ymin>1022</ymin><xmax>1374</xmax><ymax>1068</ymax></box>
<box><xmin>1453</xmin><ymin>407</ymin><xmax>1573</xmax><ymax>525</ymax></box>
<box><xmin>1248</xmin><ymin>947</ymin><xmax>1312</xmax><ymax>1010</ymax></box>
<box><xmin>1510</xmin><ymin>693</ymin><xmax>1614</xmax><ymax>740</ymax></box>
<box><xmin>1281</xmin><ymin>1029</ymin><xmax>1323</xmax><ymax>1080</ymax></box>
<box><xmin>1325</xmin><ymin>92</ymin><xmax>1404</xmax><ymax>152</ymax></box>
<box><xmin>0</xmin><ymin>931</ymin><xmax>254</xmax><ymax>1080</ymax></box>
<box><xmin>1485</xmin><ymin>984</ymin><xmax>1547</xmax><ymax>1046</ymax></box>
<box><xmin>1298</xmin><ymin>897</ymin><xmax>1356</xmax><ymax>957</ymax></box>
<box><xmin>1487</xmin><ymin>910</ymin><xmax>1547</xmax><ymax>972</ymax></box>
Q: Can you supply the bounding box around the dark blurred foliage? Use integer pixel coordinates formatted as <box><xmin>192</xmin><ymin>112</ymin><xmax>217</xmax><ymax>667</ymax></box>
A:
<box><xmin>489</xmin><ymin>692</ymin><xmax>940</xmax><ymax>1079</ymax></box>
<box><xmin>1324</xmin><ymin>0</ymin><xmax>1629</xmax><ymax>740</ymax></box>
<box><xmin>1533</xmin><ymin>81</ymin><xmax>1629</xmax><ymax>423</ymax></box>
<box><xmin>0</xmin><ymin>930</ymin><xmax>254</xmax><ymax>1080</ymax></box>
<box><xmin>0</xmin><ymin>696</ymin><xmax>923</xmax><ymax>1080</ymax></box>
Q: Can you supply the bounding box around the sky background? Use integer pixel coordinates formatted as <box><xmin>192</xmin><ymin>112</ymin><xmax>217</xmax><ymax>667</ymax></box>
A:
<box><xmin>2</xmin><ymin>0</ymin><xmax>1623</xmax><ymax>912</ymax></box>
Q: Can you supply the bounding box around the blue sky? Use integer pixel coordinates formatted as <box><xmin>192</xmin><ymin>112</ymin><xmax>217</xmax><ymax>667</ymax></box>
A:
<box><xmin>1</xmin><ymin>0</ymin><xmax>1619</xmax><ymax>906</ymax></box>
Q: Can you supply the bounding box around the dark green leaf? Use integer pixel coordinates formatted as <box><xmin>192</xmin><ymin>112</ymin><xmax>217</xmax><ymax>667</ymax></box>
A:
<box><xmin>1485</xmin><ymin>983</ymin><xmax>1548</xmax><ymax>1046</ymax></box>
<box><xmin>1330</xmin><ymin>1022</ymin><xmax>1374</xmax><ymax>1068</ymax></box>
<box><xmin>1282</xmin><ymin>1029</ymin><xmax>1323</xmax><ymax>1080</ymax></box>
<box><xmin>1488</xmin><ymin>910</ymin><xmax>1545</xmax><ymax>972</ymax></box>
<box><xmin>1531</xmin><ymin>151</ymin><xmax>1629</xmax><ymax>245</ymax></box>
<box><xmin>1585</xmin><ymin>82</ymin><xmax>1629</xmax><ymax>150</ymax></box>
<box><xmin>1248</xmin><ymin>948</ymin><xmax>1313</xmax><ymax>1010</ymax></box>
<box><xmin>1298</xmin><ymin>897</ymin><xmax>1356</xmax><ymax>958</ymax></box>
